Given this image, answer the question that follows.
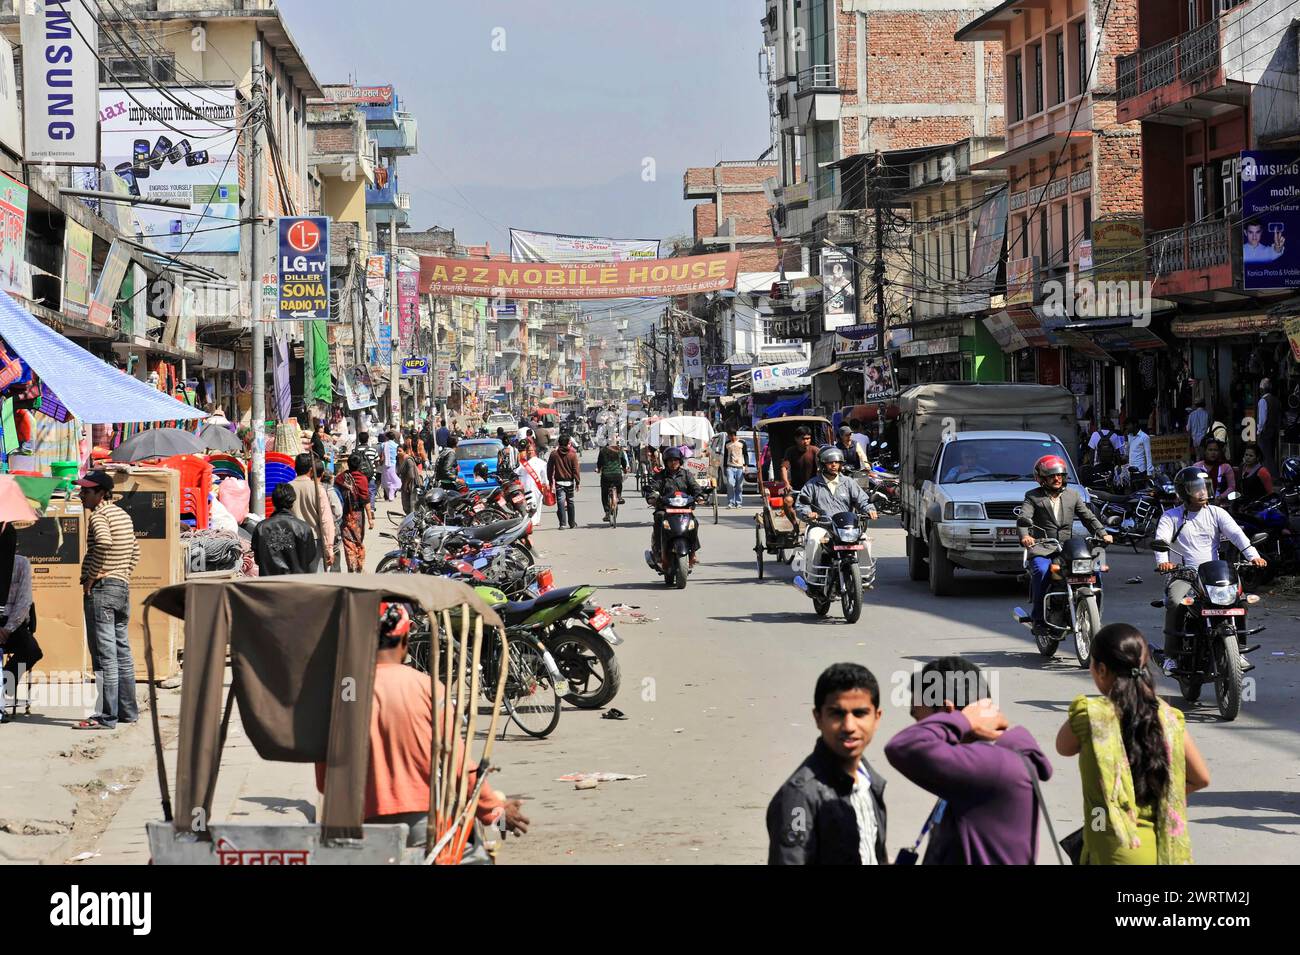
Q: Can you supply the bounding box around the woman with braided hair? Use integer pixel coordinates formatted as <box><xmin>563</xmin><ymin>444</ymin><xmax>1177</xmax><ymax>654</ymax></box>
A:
<box><xmin>1055</xmin><ymin>623</ymin><xmax>1210</xmax><ymax>864</ymax></box>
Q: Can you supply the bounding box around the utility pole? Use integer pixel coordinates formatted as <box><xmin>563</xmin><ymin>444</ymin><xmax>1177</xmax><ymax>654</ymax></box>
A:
<box><xmin>249</xmin><ymin>40</ymin><xmax>268</xmax><ymax>517</ymax></box>
<box><xmin>432</xmin><ymin>297</ymin><xmax>443</xmax><ymax>426</ymax></box>
<box><xmin>871</xmin><ymin>150</ymin><xmax>886</xmax><ymax>354</ymax></box>
<box><xmin>389</xmin><ymin>217</ymin><xmax>400</xmax><ymax>427</ymax></box>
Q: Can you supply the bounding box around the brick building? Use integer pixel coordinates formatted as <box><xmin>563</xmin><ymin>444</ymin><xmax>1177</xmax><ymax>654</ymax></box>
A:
<box><xmin>684</xmin><ymin>160</ymin><xmax>782</xmax><ymax>272</ymax></box>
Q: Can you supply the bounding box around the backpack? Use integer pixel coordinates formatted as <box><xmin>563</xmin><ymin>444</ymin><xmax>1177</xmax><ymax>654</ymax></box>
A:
<box><xmin>359</xmin><ymin>446</ymin><xmax>379</xmax><ymax>480</ymax></box>
<box><xmin>1094</xmin><ymin>430</ymin><xmax>1117</xmax><ymax>467</ymax></box>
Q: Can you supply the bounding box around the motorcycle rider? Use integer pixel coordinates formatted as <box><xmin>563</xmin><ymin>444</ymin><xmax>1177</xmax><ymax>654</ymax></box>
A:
<box><xmin>794</xmin><ymin>446</ymin><xmax>878</xmax><ymax>582</ymax></box>
<box><xmin>1017</xmin><ymin>455</ymin><xmax>1113</xmax><ymax>638</ymax></box>
<box><xmin>645</xmin><ymin>447</ymin><xmax>703</xmax><ymax>571</ymax></box>
<box><xmin>1154</xmin><ymin>466</ymin><xmax>1266</xmax><ymax>672</ymax></box>
<box><xmin>834</xmin><ymin>425</ymin><xmax>870</xmax><ymax>472</ymax></box>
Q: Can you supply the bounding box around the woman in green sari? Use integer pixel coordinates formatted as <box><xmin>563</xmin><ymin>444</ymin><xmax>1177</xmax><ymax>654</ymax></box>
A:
<box><xmin>1056</xmin><ymin>623</ymin><xmax>1210</xmax><ymax>864</ymax></box>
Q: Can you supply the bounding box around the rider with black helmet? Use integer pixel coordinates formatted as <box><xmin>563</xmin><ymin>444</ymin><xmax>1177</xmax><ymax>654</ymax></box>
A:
<box><xmin>645</xmin><ymin>446</ymin><xmax>704</xmax><ymax>571</ymax></box>
<box><xmin>1153</xmin><ymin>465</ymin><xmax>1267</xmax><ymax>670</ymax></box>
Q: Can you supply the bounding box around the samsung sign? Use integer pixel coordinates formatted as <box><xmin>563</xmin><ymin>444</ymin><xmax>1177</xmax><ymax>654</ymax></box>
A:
<box><xmin>20</xmin><ymin>0</ymin><xmax>99</xmax><ymax>164</ymax></box>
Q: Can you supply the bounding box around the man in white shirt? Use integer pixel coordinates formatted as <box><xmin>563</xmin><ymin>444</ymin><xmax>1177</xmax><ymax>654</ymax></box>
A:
<box><xmin>1154</xmin><ymin>466</ymin><xmax>1266</xmax><ymax>669</ymax></box>
<box><xmin>1124</xmin><ymin>419</ymin><xmax>1154</xmax><ymax>476</ymax></box>
<box><xmin>1242</xmin><ymin>219</ymin><xmax>1284</xmax><ymax>263</ymax></box>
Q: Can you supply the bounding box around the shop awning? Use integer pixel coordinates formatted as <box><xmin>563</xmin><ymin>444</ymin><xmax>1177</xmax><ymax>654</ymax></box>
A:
<box><xmin>812</xmin><ymin>361</ymin><xmax>844</xmax><ymax>376</ymax></box>
<box><xmin>0</xmin><ymin>293</ymin><xmax>206</xmax><ymax>424</ymax></box>
<box><xmin>1170</xmin><ymin>312</ymin><xmax>1280</xmax><ymax>338</ymax></box>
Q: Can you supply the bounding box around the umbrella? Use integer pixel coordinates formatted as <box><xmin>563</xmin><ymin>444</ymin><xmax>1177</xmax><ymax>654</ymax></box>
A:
<box><xmin>0</xmin><ymin>476</ymin><xmax>40</xmax><ymax>523</ymax></box>
<box><xmin>198</xmin><ymin>422</ymin><xmax>244</xmax><ymax>453</ymax></box>
<box><xmin>110</xmin><ymin>427</ymin><xmax>205</xmax><ymax>462</ymax></box>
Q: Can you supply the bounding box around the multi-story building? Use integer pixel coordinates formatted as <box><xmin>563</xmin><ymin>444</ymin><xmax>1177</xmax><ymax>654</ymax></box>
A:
<box><xmin>898</xmin><ymin>137</ymin><xmax>1010</xmax><ymax>385</ymax></box>
<box><xmin>1116</xmin><ymin>0</ymin><xmax>1299</xmax><ymax>445</ymax></box>
<box><xmin>684</xmin><ymin>160</ymin><xmax>781</xmax><ymax>272</ymax></box>
<box><xmin>956</xmin><ymin>0</ymin><xmax>1147</xmax><ymax>420</ymax></box>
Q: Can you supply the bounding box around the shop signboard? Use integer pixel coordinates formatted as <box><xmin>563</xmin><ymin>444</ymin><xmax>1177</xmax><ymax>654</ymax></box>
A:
<box><xmin>419</xmin><ymin>252</ymin><xmax>739</xmax><ymax>299</ymax></box>
<box><xmin>1091</xmin><ymin>217</ymin><xmax>1145</xmax><ymax>283</ymax></box>
<box><xmin>1285</xmin><ymin>316</ymin><xmax>1300</xmax><ymax>362</ymax></box>
<box><xmin>21</xmin><ymin>0</ymin><xmax>98</xmax><ymax>164</ymax></box>
<box><xmin>276</xmin><ymin>216</ymin><xmax>330</xmax><ymax>321</ymax></box>
<box><xmin>0</xmin><ymin>35</ymin><xmax>21</xmax><ymax>158</ymax></box>
<box><xmin>397</xmin><ymin>266</ymin><xmax>419</xmax><ymax>345</ymax></box>
<box><xmin>898</xmin><ymin>335</ymin><xmax>961</xmax><ymax>359</ymax></box>
<box><xmin>820</xmin><ymin>245</ymin><xmax>857</xmax><ymax>330</ymax></box>
<box><xmin>705</xmin><ymin>364</ymin><xmax>729</xmax><ymax>397</ymax></box>
<box><xmin>88</xmin><ymin>239</ymin><xmax>131</xmax><ymax>326</ymax></box>
<box><xmin>99</xmin><ymin>87</ymin><xmax>241</xmax><ymax>252</ymax></box>
<box><xmin>509</xmin><ymin>228</ymin><xmax>659</xmax><ymax>263</ymax></box>
<box><xmin>61</xmin><ymin>219</ymin><xmax>92</xmax><ymax>319</ymax></box>
<box><xmin>1240</xmin><ymin>150</ymin><xmax>1300</xmax><ymax>290</ymax></box>
<box><xmin>1150</xmin><ymin>433</ymin><xmax>1192</xmax><ymax>465</ymax></box>
<box><xmin>0</xmin><ymin>170</ymin><xmax>29</xmax><ymax>300</ymax></box>
<box><xmin>682</xmin><ymin>336</ymin><xmax>704</xmax><ymax>378</ymax></box>
<box><xmin>751</xmin><ymin>361</ymin><xmax>811</xmax><ymax>394</ymax></box>
<box><xmin>435</xmin><ymin>365</ymin><xmax>451</xmax><ymax>397</ymax></box>
<box><xmin>400</xmin><ymin>357</ymin><xmax>430</xmax><ymax>377</ymax></box>
<box><xmin>862</xmin><ymin>355</ymin><xmax>898</xmax><ymax>402</ymax></box>
<box><xmin>1006</xmin><ymin>257</ymin><xmax>1037</xmax><ymax>306</ymax></box>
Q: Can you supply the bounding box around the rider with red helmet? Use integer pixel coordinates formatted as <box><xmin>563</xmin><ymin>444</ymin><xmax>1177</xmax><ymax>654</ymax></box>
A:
<box><xmin>1017</xmin><ymin>454</ymin><xmax>1113</xmax><ymax>637</ymax></box>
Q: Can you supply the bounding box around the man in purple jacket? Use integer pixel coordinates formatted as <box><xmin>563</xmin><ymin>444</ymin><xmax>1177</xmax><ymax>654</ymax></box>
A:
<box><xmin>884</xmin><ymin>657</ymin><xmax>1052</xmax><ymax>865</ymax></box>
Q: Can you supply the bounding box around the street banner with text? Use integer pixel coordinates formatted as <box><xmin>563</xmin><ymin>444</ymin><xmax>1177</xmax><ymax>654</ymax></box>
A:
<box><xmin>510</xmin><ymin>228</ymin><xmax>659</xmax><ymax>263</ymax></box>
<box><xmin>419</xmin><ymin>252</ymin><xmax>740</xmax><ymax>299</ymax></box>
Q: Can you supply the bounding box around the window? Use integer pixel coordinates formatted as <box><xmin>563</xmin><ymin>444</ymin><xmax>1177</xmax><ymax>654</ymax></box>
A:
<box><xmin>1039</xmin><ymin>211</ymin><xmax>1049</xmax><ymax>267</ymax></box>
<box><xmin>1053</xmin><ymin>32</ymin><xmax>1066</xmax><ymax>105</ymax></box>
<box><xmin>1033</xmin><ymin>44</ymin><xmax>1044</xmax><ymax>114</ymax></box>
<box><xmin>1082</xmin><ymin>197</ymin><xmax>1092</xmax><ymax>240</ymax></box>
<box><xmin>1058</xmin><ymin>203</ymin><xmax>1070</xmax><ymax>265</ymax></box>
<box><xmin>99</xmin><ymin>54</ymin><xmax>175</xmax><ymax>84</ymax></box>
<box><xmin>949</xmin><ymin>230</ymin><xmax>958</xmax><ymax>281</ymax></box>
<box><xmin>1193</xmin><ymin>166</ymin><xmax>1207</xmax><ymax>222</ymax></box>
<box><xmin>1075</xmin><ymin>22</ymin><xmax>1088</xmax><ymax>96</ymax></box>
<box><xmin>1011</xmin><ymin>55</ymin><xmax>1024</xmax><ymax>121</ymax></box>
<box><xmin>809</xmin><ymin>124</ymin><xmax>835</xmax><ymax>200</ymax></box>
<box><xmin>1018</xmin><ymin>214</ymin><xmax>1029</xmax><ymax>259</ymax></box>
<box><xmin>1220</xmin><ymin>157</ymin><xmax>1240</xmax><ymax>216</ymax></box>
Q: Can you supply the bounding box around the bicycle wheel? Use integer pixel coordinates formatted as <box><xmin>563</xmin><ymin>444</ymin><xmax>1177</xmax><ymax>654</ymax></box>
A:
<box><xmin>608</xmin><ymin>485</ymin><xmax>619</xmax><ymax>528</ymax></box>
<box><xmin>503</xmin><ymin>640</ymin><xmax>561</xmax><ymax>738</ymax></box>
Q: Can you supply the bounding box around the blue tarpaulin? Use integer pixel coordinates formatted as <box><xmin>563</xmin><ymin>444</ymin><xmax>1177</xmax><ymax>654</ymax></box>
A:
<box><xmin>0</xmin><ymin>292</ymin><xmax>206</xmax><ymax>424</ymax></box>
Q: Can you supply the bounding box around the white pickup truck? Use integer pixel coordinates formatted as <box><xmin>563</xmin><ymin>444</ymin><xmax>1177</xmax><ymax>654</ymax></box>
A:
<box><xmin>898</xmin><ymin>383</ymin><xmax>1086</xmax><ymax>596</ymax></box>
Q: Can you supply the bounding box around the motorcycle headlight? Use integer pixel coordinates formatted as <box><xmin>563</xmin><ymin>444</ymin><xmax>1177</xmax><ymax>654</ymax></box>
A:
<box><xmin>839</xmin><ymin>526</ymin><xmax>862</xmax><ymax>543</ymax></box>
<box><xmin>1071</xmin><ymin>559</ymin><xmax>1094</xmax><ymax>575</ymax></box>
<box><xmin>944</xmin><ymin>502</ymin><xmax>986</xmax><ymax>520</ymax></box>
<box><xmin>1205</xmin><ymin>584</ymin><xmax>1237</xmax><ymax>606</ymax></box>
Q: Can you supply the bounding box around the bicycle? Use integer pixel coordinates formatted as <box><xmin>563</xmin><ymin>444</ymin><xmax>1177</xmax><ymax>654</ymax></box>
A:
<box><xmin>605</xmin><ymin>480</ymin><xmax>620</xmax><ymax>527</ymax></box>
<box><xmin>407</xmin><ymin>609</ymin><xmax>562</xmax><ymax>739</ymax></box>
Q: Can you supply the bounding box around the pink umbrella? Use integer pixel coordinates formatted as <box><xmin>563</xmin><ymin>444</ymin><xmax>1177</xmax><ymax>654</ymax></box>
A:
<box><xmin>0</xmin><ymin>475</ymin><xmax>40</xmax><ymax>523</ymax></box>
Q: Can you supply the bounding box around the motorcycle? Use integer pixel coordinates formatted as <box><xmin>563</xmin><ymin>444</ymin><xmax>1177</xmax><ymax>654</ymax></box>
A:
<box><xmin>791</xmin><ymin>511</ymin><xmax>876</xmax><ymax>623</ymax></box>
<box><xmin>645</xmin><ymin>490</ymin><xmax>703</xmax><ymax>589</ymax></box>
<box><xmin>1151</xmin><ymin>535</ymin><xmax>1268</xmax><ymax>721</ymax></box>
<box><xmin>866</xmin><ymin>438</ymin><xmax>898</xmax><ymax>472</ymax></box>
<box><xmin>1228</xmin><ymin>491</ymin><xmax>1300</xmax><ymax>586</ymax></box>
<box><xmin>377</xmin><ymin>515</ymin><xmax>534</xmax><ymax>577</ymax></box>
<box><xmin>865</xmin><ymin>466</ymin><xmax>901</xmax><ymax>516</ymax></box>
<box><xmin>1090</xmin><ymin>470</ymin><xmax>1175</xmax><ymax>551</ymax></box>
<box><xmin>1014</xmin><ymin>533</ymin><xmax>1109</xmax><ymax>667</ymax></box>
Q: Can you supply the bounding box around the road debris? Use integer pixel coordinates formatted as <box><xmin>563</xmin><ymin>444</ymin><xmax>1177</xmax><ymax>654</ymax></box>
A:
<box><xmin>556</xmin><ymin>772</ymin><xmax>647</xmax><ymax>784</ymax></box>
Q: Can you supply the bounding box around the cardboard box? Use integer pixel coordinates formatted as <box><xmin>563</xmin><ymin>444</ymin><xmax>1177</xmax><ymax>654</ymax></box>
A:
<box><xmin>16</xmin><ymin>498</ymin><xmax>89</xmax><ymax>679</ymax></box>
<box><xmin>111</xmin><ymin>467</ymin><xmax>183</xmax><ymax>680</ymax></box>
<box><xmin>15</xmin><ymin>467</ymin><xmax>185</xmax><ymax>682</ymax></box>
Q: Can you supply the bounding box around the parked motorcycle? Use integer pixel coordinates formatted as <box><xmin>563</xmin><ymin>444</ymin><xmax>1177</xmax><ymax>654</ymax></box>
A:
<box><xmin>865</xmin><ymin>466</ymin><xmax>901</xmax><ymax>516</ymax></box>
<box><xmin>1228</xmin><ymin>490</ymin><xmax>1300</xmax><ymax>586</ymax></box>
<box><xmin>791</xmin><ymin>511</ymin><xmax>876</xmax><ymax>623</ymax></box>
<box><xmin>645</xmin><ymin>490</ymin><xmax>703</xmax><ymax>589</ymax></box>
<box><xmin>1151</xmin><ymin>535</ymin><xmax>1268</xmax><ymax>721</ymax></box>
<box><xmin>1014</xmin><ymin>533</ymin><xmax>1109</xmax><ymax>667</ymax></box>
<box><xmin>1089</xmin><ymin>471</ymin><xmax>1176</xmax><ymax>552</ymax></box>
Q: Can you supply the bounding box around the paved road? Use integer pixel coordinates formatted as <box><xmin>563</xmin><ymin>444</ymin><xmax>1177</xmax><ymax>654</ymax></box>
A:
<box><xmin>488</xmin><ymin>461</ymin><xmax>1300</xmax><ymax>864</ymax></box>
<box><xmin>90</xmin><ymin>462</ymin><xmax>1300</xmax><ymax>864</ymax></box>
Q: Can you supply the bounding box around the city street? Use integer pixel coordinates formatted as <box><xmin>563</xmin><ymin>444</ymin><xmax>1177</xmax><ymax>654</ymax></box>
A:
<box><xmin>88</xmin><ymin>462</ymin><xmax>1300</xmax><ymax>865</ymax></box>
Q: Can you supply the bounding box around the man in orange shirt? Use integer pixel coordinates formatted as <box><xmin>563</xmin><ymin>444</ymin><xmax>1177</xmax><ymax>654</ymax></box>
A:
<box><xmin>317</xmin><ymin>604</ymin><xmax>529</xmax><ymax>850</ymax></box>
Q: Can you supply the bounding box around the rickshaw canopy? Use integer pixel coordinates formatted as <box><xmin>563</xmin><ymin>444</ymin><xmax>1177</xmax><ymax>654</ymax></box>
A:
<box><xmin>649</xmin><ymin>415</ymin><xmax>714</xmax><ymax>447</ymax></box>
<box><xmin>144</xmin><ymin>574</ymin><xmax>503</xmax><ymax>842</ymax></box>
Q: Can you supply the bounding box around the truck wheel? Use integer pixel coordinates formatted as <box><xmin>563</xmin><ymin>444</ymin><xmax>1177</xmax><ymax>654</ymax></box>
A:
<box><xmin>906</xmin><ymin>534</ymin><xmax>928</xmax><ymax>582</ymax></box>
<box><xmin>928</xmin><ymin>528</ymin><xmax>956</xmax><ymax>596</ymax></box>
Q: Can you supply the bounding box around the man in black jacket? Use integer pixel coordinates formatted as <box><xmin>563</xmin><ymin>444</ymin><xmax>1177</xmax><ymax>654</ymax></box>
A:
<box><xmin>645</xmin><ymin>447</ymin><xmax>703</xmax><ymax>570</ymax></box>
<box><xmin>1017</xmin><ymin>454</ymin><xmax>1111</xmax><ymax>636</ymax></box>
<box><xmin>251</xmin><ymin>485</ymin><xmax>318</xmax><ymax>576</ymax></box>
<box><xmin>767</xmin><ymin>662</ymin><xmax>887</xmax><ymax>865</ymax></box>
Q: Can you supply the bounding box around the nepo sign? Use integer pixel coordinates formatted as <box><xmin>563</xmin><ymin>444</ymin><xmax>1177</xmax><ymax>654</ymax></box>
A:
<box><xmin>19</xmin><ymin>0</ymin><xmax>98</xmax><ymax>164</ymax></box>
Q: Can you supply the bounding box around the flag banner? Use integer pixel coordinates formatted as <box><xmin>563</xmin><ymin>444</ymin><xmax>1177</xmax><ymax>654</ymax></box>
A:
<box><xmin>419</xmin><ymin>252</ymin><xmax>739</xmax><ymax>300</ymax></box>
<box><xmin>510</xmin><ymin>228</ymin><xmax>660</xmax><ymax>263</ymax></box>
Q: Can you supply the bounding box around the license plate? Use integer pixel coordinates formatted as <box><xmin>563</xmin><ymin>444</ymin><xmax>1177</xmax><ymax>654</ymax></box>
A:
<box><xmin>833</xmin><ymin>544</ymin><xmax>864</xmax><ymax>551</ymax></box>
<box><xmin>1202</xmin><ymin>608</ymin><xmax>1245</xmax><ymax>616</ymax></box>
<box><xmin>666</xmin><ymin>508</ymin><xmax>693</xmax><ymax>514</ymax></box>
<box><xmin>472</xmin><ymin>503</ymin><xmax>485</xmax><ymax>512</ymax></box>
<box><xmin>511</xmin><ymin>493</ymin><xmax>525</xmax><ymax>504</ymax></box>
<box><xmin>997</xmin><ymin>526</ymin><xmax>1019</xmax><ymax>541</ymax></box>
<box><xmin>588</xmin><ymin>609</ymin><xmax>611</xmax><ymax>631</ymax></box>
<box><xmin>1068</xmin><ymin>576</ymin><xmax>1096</xmax><ymax>584</ymax></box>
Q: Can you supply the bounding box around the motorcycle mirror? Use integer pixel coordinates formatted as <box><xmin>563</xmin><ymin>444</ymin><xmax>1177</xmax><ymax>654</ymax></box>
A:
<box><xmin>1150</xmin><ymin>540</ymin><xmax>1171</xmax><ymax>553</ymax></box>
<box><xmin>1250</xmin><ymin>532</ymin><xmax>1270</xmax><ymax>546</ymax></box>
<box><xmin>1226</xmin><ymin>491</ymin><xmax>1242</xmax><ymax>502</ymax></box>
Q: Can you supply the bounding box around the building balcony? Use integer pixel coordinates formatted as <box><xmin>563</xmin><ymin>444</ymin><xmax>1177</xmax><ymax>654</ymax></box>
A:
<box><xmin>1148</xmin><ymin>218</ymin><xmax>1239</xmax><ymax>299</ymax></box>
<box><xmin>1116</xmin><ymin>7</ymin><xmax>1263</xmax><ymax>125</ymax></box>
<box><xmin>795</xmin><ymin>64</ymin><xmax>838</xmax><ymax>95</ymax></box>
<box><xmin>359</xmin><ymin>97</ymin><xmax>401</xmax><ymax>128</ymax></box>
<box><xmin>366</xmin><ymin>174</ymin><xmax>402</xmax><ymax>208</ymax></box>
<box><xmin>373</xmin><ymin>113</ymin><xmax>418</xmax><ymax>155</ymax></box>
<box><xmin>370</xmin><ymin>205</ymin><xmax>410</xmax><ymax>227</ymax></box>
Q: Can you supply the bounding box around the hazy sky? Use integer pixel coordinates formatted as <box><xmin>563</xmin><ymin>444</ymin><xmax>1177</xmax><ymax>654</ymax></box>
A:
<box><xmin>279</xmin><ymin>0</ymin><xmax>772</xmax><ymax>254</ymax></box>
